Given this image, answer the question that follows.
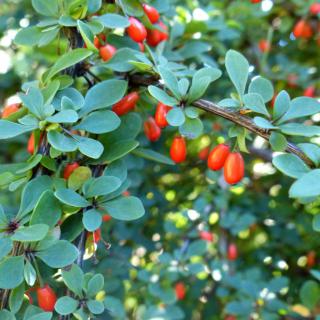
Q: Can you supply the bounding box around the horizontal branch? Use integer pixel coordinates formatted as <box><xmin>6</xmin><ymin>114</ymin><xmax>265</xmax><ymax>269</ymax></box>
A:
<box><xmin>129</xmin><ymin>74</ymin><xmax>314</xmax><ymax>167</ymax></box>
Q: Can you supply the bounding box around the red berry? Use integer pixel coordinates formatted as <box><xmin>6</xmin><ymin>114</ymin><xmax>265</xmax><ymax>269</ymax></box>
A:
<box><xmin>37</xmin><ymin>285</ymin><xmax>57</xmax><ymax>312</ymax></box>
<box><xmin>251</xmin><ymin>0</ymin><xmax>261</xmax><ymax>3</ymax></box>
<box><xmin>227</xmin><ymin>243</ymin><xmax>238</xmax><ymax>261</ymax></box>
<box><xmin>63</xmin><ymin>162</ymin><xmax>80</xmax><ymax>180</ymax></box>
<box><xmin>310</xmin><ymin>3</ymin><xmax>320</xmax><ymax>15</ymax></box>
<box><xmin>258</xmin><ymin>39</ymin><xmax>270</xmax><ymax>53</ymax></box>
<box><xmin>199</xmin><ymin>231</ymin><xmax>214</xmax><ymax>242</ymax></box>
<box><xmin>138</xmin><ymin>42</ymin><xmax>145</xmax><ymax>52</ymax></box>
<box><xmin>146</xmin><ymin>28</ymin><xmax>162</xmax><ymax>47</ymax></box>
<box><xmin>93</xmin><ymin>229</ymin><xmax>101</xmax><ymax>243</ymax></box>
<box><xmin>304</xmin><ymin>86</ymin><xmax>316</xmax><ymax>97</ymax></box>
<box><xmin>123</xmin><ymin>190</ymin><xmax>130</xmax><ymax>197</ymax></box>
<box><xmin>99</xmin><ymin>44</ymin><xmax>117</xmax><ymax>62</ymax></box>
<box><xmin>102</xmin><ymin>214</ymin><xmax>112</xmax><ymax>222</ymax></box>
<box><xmin>127</xmin><ymin>17</ymin><xmax>147</xmax><ymax>43</ymax></box>
<box><xmin>112</xmin><ymin>92</ymin><xmax>140</xmax><ymax>116</ymax></box>
<box><xmin>154</xmin><ymin>102</ymin><xmax>172</xmax><ymax>128</ymax></box>
<box><xmin>207</xmin><ymin>144</ymin><xmax>230</xmax><ymax>171</ymax></box>
<box><xmin>175</xmin><ymin>282</ymin><xmax>186</xmax><ymax>300</ymax></box>
<box><xmin>293</xmin><ymin>20</ymin><xmax>313</xmax><ymax>39</ymax></box>
<box><xmin>27</xmin><ymin>132</ymin><xmax>42</xmax><ymax>155</ymax></box>
<box><xmin>144</xmin><ymin>117</ymin><xmax>161</xmax><ymax>142</ymax></box>
<box><xmin>224</xmin><ymin>152</ymin><xmax>244</xmax><ymax>185</ymax></box>
<box><xmin>198</xmin><ymin>146</ymin><xmax>210</xmax><ymax>161</ymax></box>
<box><xmin>2</xmin><ymin>103</ymin><xmax>20</xmax><ymax>118</ymax></box>
<box><xmin>170</xmin><ymin>136</ymin><xmax>187</xmax><ymax>163</ymax></box>
<box><xmin>143</xmin><ymin>4</ymin><xmax>160</xmax><ymax>23</ymax></box>
<box><xmin>158</xmin><ymin>21</ymin><xmax>169</xmax><ymax>41</ymax></box>
<box><xmin>93</xmin><ymin>34</ymin><xmax>106</xmax><ymax>49</ymax></box>
<box><xmin>307</xmin><ymin>251</ymin><xmax>316</xmax><ymax>268</ymax></box>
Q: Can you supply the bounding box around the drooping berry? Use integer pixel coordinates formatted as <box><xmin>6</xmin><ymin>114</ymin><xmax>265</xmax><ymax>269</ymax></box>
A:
<box><xmin>310</xmin><ymin>3</ymin><xmax>320</xmax><ymax>15</ymax></box>
<box><xmin>143</xmin><ymin>4</ymin><xmax>160</xmax><ymax>23</ymax></box>
<box><xmin>175</xmin><ymin>282</ymin><xmax>186</xmax><ymax>300</ymax></box>
<box><xmin>144</xmin><ymin>117</ymin><xmax>161</xmax><ymax>142</ymax></box>
<box><xmin>198</xmin><ymin>146</ymin><xmax>210</xmax><ymax>161</ymax></box>
<box><xmin>154</xmin><ymin>102</ymin><xmax>172</xmax><ymax>128</ymax></box>
<box><xmin>112</xmin><ymin>92</ymin><xmax>140</xmax><ymax>116</ymax></box>
<box><xmin>37</xmin><ymin>285</ymin><xmax>57</xmax><ymax>312</ymax></box>
<box><xmin>293</xmin><ymin>20</ymin><xmax>313</xmax><ymax>39</ymax></box>
<box><xmin>99</xmin><ymin>44</ymin><xmax>117</xmax><ymax>62</ymax></box>
<box><xmin>2</xmin><ymin>103</ymin><xmax>20</xmax><ymax>118</ymax></box>
<box><xmin>304</xmin><ymin>86</ymin><xmax>316</xmax><ymax>97</ymax></box>
<box><xmin>224</xmin><ymin>152</ymin><xmax>245</xmax><ymax>185</ymax></box>
<box><xmin>63</xmin><ymin>162</ymin><xmax>80</xmax><ymax>180</ymax></box>
<box><xmin>199</xmin><ymin>231</ymin><xmax>214</xmax><ymax>242</ymax></box>
<box><xmin>207</xmin><ymin>144</ymin><xmax>230</xmax><ymax>171</ymax></box>
<box><xmin>127</xmin><ymin>17</ymin><xmax>147</xmax><ymax>43</ymax></box>
<box><xmin>170</xmin><ymin>136</ymin><xmax>187</xmax><ymax>163</ymax></box>
<box><xmin>227</xmin><ymin>243</ymin><xmax>238</xmax><ymax>261</ymax></box>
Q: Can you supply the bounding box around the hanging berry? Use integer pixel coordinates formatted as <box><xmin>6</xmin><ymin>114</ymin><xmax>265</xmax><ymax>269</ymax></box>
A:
<box><xmin>127</xmin><ymin>17</ymin><xmax>147</xmax><ymax>43</ymax></box>
<box><xmin>207</xmin><ymin>144</ymin><xmax>230</xmax><ymax>171</ymax></box>
<box><xmin>199</xmin><ymin>231</ymin><xmax>214</xmax><ymax>242</ymax></box>
<box><xmin>170</xmin><ymin>136</ymin><xmax>187</xmax><ymax>163</ymax></box>
<box><xmin>227</xmin><ymin>243</ymin><xmax>238</xmax><ymax>261</ymax></box>
<box><xmin>144</xmin><ymin>117</ymin><xmax>161</xmax><ymax>142</ymax></box>
<box><xmin>2</xmin><ymin>103</ymin><xmax>20</xmax><ymax>118</ymax></box>
<box><xmin>175</xmin><ymin>282</ymin><xmax>186</xmax><ymax>300</ymax></box>
<box><xmin>63</xmin><ymin>162</ymin><xmax>80</xmax><ymax>180</ymax></box>
<box><xmin>112</xmin><ymin>92</ymin><xmax>140</xmax><ymax>116</ymax></box>
<box><xmin>224</xmin><ymin>152</ymin><xmax>244</xmax><ymax>184</ymax></box>
<box><xmin>99</xmin><ymin>44</ymin><xmax>117</xmax><ymax>62</ymax></box>
<box><xmin>37</xmin><ymin>284</ymin><xmax>57</xmax><ymax>312</ymax></box>
<box><xmin>293</xmin><ymin>20</ymin><xmax>313</xmax><ymax>39</ymax></box>
<box><xmin>154</xmin><ymin>102</ymin><xmax>172</xmax><ymax>128</ymax></box>
<box><xmin>143</xmin><ymin>4</ymin><xmax>160</xmax><ymax>23</ymax></box>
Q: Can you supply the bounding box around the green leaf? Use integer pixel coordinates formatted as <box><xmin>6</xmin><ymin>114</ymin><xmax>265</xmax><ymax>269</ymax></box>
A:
<box><xmin>18</xmin><ymin>175</ymin><xmax>52</xmax><ymax>217</ymax></box>
<box><xmin>47</xmin><ymin>131</ymin><xmax>78</xmax><ymax>152</ymax></box>
<box><xmin>225</xmin><ymin>50</ymin><xmax>249</xmax><ymax>98</ymax></box>
<box><xmin>0</xmin><ymin>256</ymin><xmax>24</xmax><ymax>289</ymax></box>
<box><xmin>0</xmin><ymin>310</ymin><xmax>15</xmax><ymax>320</ymax></box>
<box><xmin>77</xmin><ymin>136</ymin><xmax>104</xmax><ymax>159</ymax></box>
<box><xmin>103</xmin><ymin>159</ymin><xmax>127</xmax><ymax>182</ymax></box>
<box><xmin>166</xmin><ymin>108</ymin><xmax>185</xmax><ymax>126</ymax></box>
<box><xmin>186</xmin><ymin>240</ymin><xmax>207</xmax><ymax>259</ymax></box>
<box><xmin>269</xmin><ymin>132</ymin><xmax>287</xmax><ymax>152</ymax></box>
<box><xmin>85</xmin><ymin>176</ymin><xmax>122</xmax><ymax>198</ymax></box>
<box><xmin>36</xmin><ymin>240</ymin><xmax>79</xmax><ymax>268</ymax></box>
<box><xmin>46</xmin><ymin>110</ymin><xmax>79</xmax><ymax>123</ymax></box>
<box><xmin>55</xmin><ymin>296</ymin><xmax>78</xmax><ymax>315</ymax></box>
<box><xmin>148</xmin><ymin>86</ymin><xmax>179</xmax><ymax>106</ymax></box>
<box><xmin>102</xmin><ymin>196</ymin><xmax>145</xmax><ymax>221</ymax></box>
<box><xmin>30</xmin><ymin>190</ymin><xmax>61</xmax><ymax>228</ymax></box>
<box><xmin>14</xmin><ymin>26</ymin><xmax>43</xmax><ymax>46</ymax></box>
<box><xmin>298</xmin><ymin>143</ymin><xmax>320</xmax><ymax>166</ymax></box>
<box><xmin>96</xmin><ymin>13</ymin><xmax>130</xmax><ymax>28</ymax></box>
<box><xmin>82</xmin><ymin>80</ymin><xmax>127</xmax><ymax>115</ymax></box>
<box><xmin>24</xmin><ymin>260</ymin><xmax>36</xmax><ymax>286</ymax></box>
<box><xmin>0</xmin><ymin>238</ymin><xmax>13</xmax><ymax>261</ymax></box>
<box><xmin>299</xmin><ymin>280</ymin><xmax>320</xmax><ymax>310</ymax></box>
<box><xmin>101</xmin><ymin>139</ymin><xmax>139</xmax><ymax>163</ymax></box>
<box><xmin>9</xmin><ymin>282</ymin><xmax>25</xmax><ymax>313</ymax></box>
<box><xmin>55</xmin><ymin>188</ymin><xmax>90</xmax><ymax>207</ymax></box>
<box><xmin>77</xmin><ymin>20</ymin><xmax>96</xmax><ymax>52</ymax></box>
<box><xmin>62</xmin><ymin>264</ymin><xmax>84</xmax><ymax>296</ymax></box>
<box><xmin>68</xmin><ymin>166</ymin><xmax>92</xmax><ymax>191</ymax></box>
<box><xmin>82</xmin><ymin>209</ymin><xmax>102</xmax><ymax>232</ymax></box>
<box><xmin>38</xmin><ymin>27</ymin><xmax>60</xmax><ymax>47</ymax></box>
<box><xmin>253</xmin><ymin>117</ymin><xmax>277</xmax><ymax>129</ymax></box>
<box><xmin>74</xmin><ymin>110</ymin><xmax>120</xmax><ymax>134</ymax></box>
<box><xmin>272</xmin><ymin>154</ymin><xmax>310</xmax><ymax>179</ymax></box>
<box><xmin>158</xmin><ymin>66</ymin><xmax>181</xmax><ymax>99</ymax></box>
<box><xmin>289</xmin><ymin>170</ymin><xmax>320</xmax><ymax>198</ymax></box>
<box><xmin>104</xmin><ymin>297</ymin><xmax>125</xmax><ymax>318</ymax></box>
<box><xmin>87</xmin><ymin>274</ymin><xmax>104</xmax><ymax>296</ymax></box>
<box><xmin>32</xmin><ymin>0</ymin><xmax>59</xmax><ymax>16</ymax></box>
<box><xmin>0</xmin><ymin>120</ymin><xmax>35</xmax><ymax>139</ymax></box>
<box><xmin>279</xmin><ymin>97</ymin><xmax>320</xmax><ymax>123</ymax></box>
<box><xmin>243</xmin><ymin>93</ymin><xmax>269</xmax><ymax>116</ymax></box>
<box><xmin>248</xmin><ymin>76</ymin><xmax>274</xmax><ymax>103</ymax></box>
<box><xmin>19</xmin><ymin>87</ymin><xmax>45</xmax><ymax>118</ymax></box>
<box><xmin>11</xmin><ymin>224</ymin><xmax>49</xmax><ymax>242</ymax></box>
<box><xmin>103</xmin><ymin>48</ymin><xmax>137</xmax><ymax>72</ymax></box>
<box><xmin>87</xmin><ymin>300</ymin><xmax>104</xmax><ymax>314</ymax></box>
<box><xmin>119</xmin><ymin>0</ymin><xmax>144</xmax><ymax>16</ymax></box>
<box><xmin>179</xmin><ymin>117</ymin><xmax>203</xmax><ymax>139</ymax></box>
<box><xmin>178</xmin><ymin>78</ymin><xmax>190</xmax><ymax>97</ymax></box>
<box><xmin>45</xmin><ymin>49</ymin><xmax>92</xmax><ymax>82</ymax></box>
<box><xmin>273</xmin><ymin>90</ymin><xmax>290</xmax><ymax>121</ymax></box>
<box><xmin>132</xmin><ymin>148</ymin><xmax>175</xmax><ymax>165</ymax></box>
<box><xmin>313</xmin><ymin>215</ymin><xmax>320</xmax><ymax>232</ymax></box>
<box><xmin>280</xmin><ymin>123</ymin><xmax>320</xmax><ymax>137</ymax></box>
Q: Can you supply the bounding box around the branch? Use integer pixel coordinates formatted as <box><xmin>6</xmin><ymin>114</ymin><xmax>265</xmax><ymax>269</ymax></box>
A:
<box><xmin>129</xmin><ymin>74</ymin><xmax>313</xmax><ymax>167</ymax></box>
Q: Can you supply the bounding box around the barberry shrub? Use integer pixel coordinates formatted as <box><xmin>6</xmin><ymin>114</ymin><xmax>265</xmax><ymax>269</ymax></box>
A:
<box><xmin>0</xmin><ymin>0</ymin><xmax>320</xmax><ymax>319</ymax></box>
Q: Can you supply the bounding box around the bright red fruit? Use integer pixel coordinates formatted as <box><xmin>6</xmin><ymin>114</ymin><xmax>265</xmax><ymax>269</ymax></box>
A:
<box><xmin>304</xmin><ymin>86</ymin><xmax>316</xmax><ymax>97</ymax></box>
<box><xmin>293</xmin><ymin>20</ymin><xmax>313</xmax><ymax>39</ymax></box>
<box><xmin>112</xmin><ymin>92</ymin><xmax>140</xmax><ymax>116</ymax></box>
<box><xmin>103</xmin><ymin>214</ymin><xmax>112</xmax><ymax>222</ymax></box>
<box><xmin>154</xmin><ymin>102</ymin><xmax>172</xmax><ymax>128</ymax></box>
<box><xmin>127</xmin><ymin>17</ymin><xmax>147</xmax><ymax>43</ymax></box>
<box><xmin>143</xmin><ymin>4</ymin><xmax>160</xmax><ymax>23</ymax></box>
<box><xmin>158</xmin><ymin>21</ymin><xmax>169</xmax><ymax>41</ymax></box>
<box><xmin>175</xmin><ymin>282</ymin><xmax>186</xmax><ymax>300</ymax></box>
<box><xmin>310</xmin><ymin>3</ymin><xmax>320</xmax><ymax>15</ymax></box>
<box><xmin>170</xmin><ymin>136</ymin><xmax>187</xmax><ymax>163</ymax></box>
<box><xmin>144</xmin><ymin>117</ymin><xmax>161</xmax><ymax>142</ymax></box>
<box><xmin>146</xmin><ymin>28</ymin><xmax>162</xmax><ymax>47</ymax></box>
<box><xmin>2</xmin><ymin>103</ymin><xmax>20</xmax><ymax>118</ymax></box>
<box><xmin>198</xmin><ymin>146</ymin><xmax>210</xmax><ymax>161</ymax></box>
<box><xmin>93</xmin><ymin>229</ymin><xmax>101</xmax><ymax>243</ymax></box>
<box><xmin>93</xmin><ymin>34</ymin><xmax>106</xmax><ymax>48</ymax></box>
<box><xmin>199</xmin><ymin>231</ymin><xmax>214</xmax><ymax>242</ymax></box>
<box><xmin>36</xmin><ymin>285</ymin><xmax>57</xmax><ymax>312</ymax></box>
<box><xmin>63</xmin><ymin>162</ymin><xmax>80</xmax><ymax>180</ymax></box>
<box><xmin>207</xmin><ymin>144</ymin><xmax>230</xmax><ymax>171</ymax></box>
<box><xmin>99</xmin><ymin>44</ymin><xmax>117</xmax><ymax>62</ymax></box>
<box><xmin>251</xmin><ymin>0</ymin><xmax>261</xmax><ymax>3</ymax></box>
<box><xmin>258</xmin><ymin>39</ymin><xmax>270</xmax><ymax>53</ymax></box>
<box><xmin>224</xmin><ymin>152</ymin><xmax>244</xmax><ymax>184</ymax></box>
<box><xmin>307</xmin><ymin>251</ymin><xmax>316</xmax><ymax>268</ymax></box>
<box><xmin>227</xmin><ymin>243</ymin><xmax>238</xmax><ymax>261</ymax></box>
<box><xmin>28</xmin><ymin>133</ymin><xmax>42</xmax><ymax>155</ymax></box>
